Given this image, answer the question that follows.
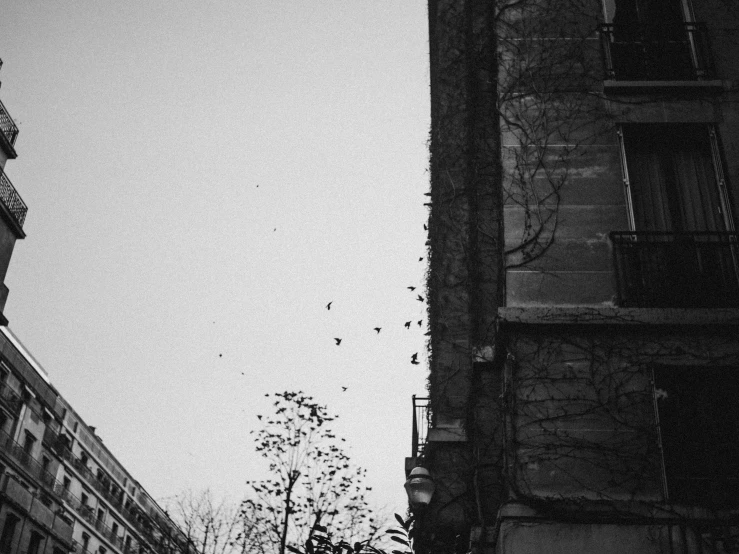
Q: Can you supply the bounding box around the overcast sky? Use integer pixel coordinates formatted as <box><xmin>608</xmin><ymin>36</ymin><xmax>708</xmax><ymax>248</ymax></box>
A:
<box><xmin>0</xmin><ymin>1</ymin><xmax>430</xmax><ymax>515</ymax></box>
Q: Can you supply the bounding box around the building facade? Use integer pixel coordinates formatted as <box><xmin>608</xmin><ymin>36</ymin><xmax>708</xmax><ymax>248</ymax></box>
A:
<box><xmin>0</xmin><ymin>62</ymin><xmax>191</xmax><ymax>554</ymax></box>
<box><xmin>411</xmin><ymin>0</ymin><xmax>739</xmax><ymax>552</ymax></box>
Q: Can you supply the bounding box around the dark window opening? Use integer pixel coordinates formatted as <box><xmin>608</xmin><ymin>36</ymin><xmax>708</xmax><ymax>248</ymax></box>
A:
<box><xmin>600</xmin><ymin>0</ymin><xmax>713</xmax><ymax>80</ymax></box>
<box><xmin>0</xmin><ymin>514</ymin><xmax>19</xmax><ymax>554</ymax></box>
<box><xmin>654</xmin><ymin>365</ymin><xmax>739</xmax><ymax>507</ymax></box>
<box><xmin>26</xmin><ymin>531</ymin><xmax>43</xmax><ymax>554</ymax></box>
<box><xmin>23</xmin><ymin>432</ymin><xmax>36</xmax><ymax>456</ymax></box>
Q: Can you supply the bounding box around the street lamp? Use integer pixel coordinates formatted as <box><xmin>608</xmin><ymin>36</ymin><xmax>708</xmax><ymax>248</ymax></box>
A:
<box><xmin>404</xmin><ymin>467</ymin><xmax>435</xmax><ymax>510</ymax></box>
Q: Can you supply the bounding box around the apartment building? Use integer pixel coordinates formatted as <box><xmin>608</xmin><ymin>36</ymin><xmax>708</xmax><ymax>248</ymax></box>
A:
<box><xmin>0</xmin><ymin>61</ymin><xmax>191</xmax><ymax>554</ymax></box>
<box><xmin>410</xmin><ymin>0</ymin><xmax>739</xmax><ymax>552</ymax></box>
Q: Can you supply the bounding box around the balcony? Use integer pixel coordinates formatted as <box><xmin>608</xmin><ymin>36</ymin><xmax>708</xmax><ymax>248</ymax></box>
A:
<box><xmin>0</xmin><ymin>98</ymin><xmax>18</xmax><ymax>148</ymax></box>
<box><xmin>611</xmin><ymin>231</ymin><xmax>739</xmax><ymax>308</ymax></box>
<box><xmin>0</xmin><ymin>429</ymin><xmax>61</xmax><ymax>494</ymax></box>
<box><xmin>411</xmin><ymin>396</ymin><xmax>430</xmax><ymax>460</ymax></box>
<box><xmin>0</xmin><ymin>168</ymin><xmax>27</xmax><ymax>229</ymax></box>
<box><xmin>0</xmin><ymin>382</ymin><xmax>21</xmax><ymax>414</ymax></box>
<box><xmin>600</xmin><ymin>22</ymin><xmax>715</xmax><ymax>82</ymax></box>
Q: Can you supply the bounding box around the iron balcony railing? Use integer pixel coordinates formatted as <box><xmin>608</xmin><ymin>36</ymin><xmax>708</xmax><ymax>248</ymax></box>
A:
<box><xmin>0</xmin><ymin>168</ymin><xmax>27</xmax><ymax>229</ymax></box>
<box><xmin>0</xmin><ymin>428</ymin><xmax>61</xmax><ymax>494</ymax></box>
<box><xmin>0</xmin><ymin>383</ymin><xmax>21</xmax><ymax>414</ymax></box>
<box><xmin>411</xmin><ymin>396</ymin><xmax>430</xmax><ymax>460</ymax></box>
<box><xmin>600</xmin><ymin>22</ymin><xmax>716</xmax><ymax>81</ymax></box>
<box><xmin>0</xmin><ymin>98</ymin><xmax>18</xmax><ymax>147</ymax></box>
<box><xmin>53</xmin><ymin>438</ymin><xmax>160</xmax><ymax>547</ymax></box>
<box><xmin>611</xmin><ymin>231</ymin><xmax>739</xmax><ymax>308</ymax></box>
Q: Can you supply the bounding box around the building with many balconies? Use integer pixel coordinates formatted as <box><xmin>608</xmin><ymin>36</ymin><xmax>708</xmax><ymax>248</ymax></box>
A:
<box><xmin>410</xmin><ymin>0</ymin><xmax>739</xmax><ymax>552</ymax></box>
<box><xmin>0</xmin><ymin>61</ymin><xmax>191</xmax><ymax>554</ymax></box>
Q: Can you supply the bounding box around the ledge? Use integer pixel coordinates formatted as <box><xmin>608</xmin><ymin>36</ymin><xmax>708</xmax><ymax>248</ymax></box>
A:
<box><xmin>498</xmin><ymin>500</ymin><xmax>739</xmax><ymax>523</ymax></box>
<box><xmin>603</xmin><ymin>79</ymin><xmax>727</xmax><ymax>94</ymax></box>
<box><xmin>498</xmin><ymin>307</ymin><xmax>739</xmax><ymax>327</ymax></box>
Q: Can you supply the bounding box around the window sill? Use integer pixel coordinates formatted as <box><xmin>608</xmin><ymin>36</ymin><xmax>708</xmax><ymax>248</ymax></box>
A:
<box><xmin>603</xmin><ymin>79</ymin><xmax>726</xmax><ymax>94</ymax></box>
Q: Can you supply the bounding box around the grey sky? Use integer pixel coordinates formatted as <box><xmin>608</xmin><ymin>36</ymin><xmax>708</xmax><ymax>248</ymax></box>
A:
<box><xmin>0</xmin><ymin>1</ymin><xmax>430</xmax><ymax>513</ymax></box>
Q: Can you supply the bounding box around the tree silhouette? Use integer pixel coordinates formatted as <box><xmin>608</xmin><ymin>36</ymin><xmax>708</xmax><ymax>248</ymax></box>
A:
<box><xmin>242</xmin><ymin>392</ymin><xmax>384</xmax><ymax>554</ymax></box>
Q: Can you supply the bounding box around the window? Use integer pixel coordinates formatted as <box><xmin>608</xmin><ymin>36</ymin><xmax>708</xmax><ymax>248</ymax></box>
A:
<box><xmin>22</xmin><ymin>432</ymin><xmax>36</xmax><ymax>456</ymax></box>
<box><xmin>621</xmin><ymin>124</ymin><xmax>729</xmax><ymax>232</ymax></box>
<box><xmin>81</xmin><ymin>533</ymin><xmax>90</xmax><ymax>553</ymax></box>
<box><xmin>600</xmin><ymin>0</ymin><xmax>714</xmax><ymax>80</ymax></box>
<box><xmin>654</xmin><ymin>365</ymin><xmax>739</xmax><ymax>507</ymax></box>
<box><xmin>26</xmin><ymin>531</ymin><xmax>43</xmax><ymax>554</ymax></box>
<box><xmin>0</xmin><ymin>515</ymin><xmax>19</xmax><ymax>554</ymax></box>
<box><xmin>62</xmin><ymin>477</ymin><xmax>70</xmax><ymax>491</ymax></box>
<box><xmin>612</xmin><ymin>124</ymin><xmax>739</xmax><ymax>307</ymax></box>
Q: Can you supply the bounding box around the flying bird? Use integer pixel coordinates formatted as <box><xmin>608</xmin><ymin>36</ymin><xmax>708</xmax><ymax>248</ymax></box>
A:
<box><xmin>219</xmin><ymin>354</ymin><xmax>222</xmax><ymax>358</ymax></box>
<box><xmin>341</xmin><ymin>387</ymin><xmax>348</xmax><ymax>392</ymax></box>
<box><xmin>257</xmin><ymin>415</ymin><xmax>262</xmax><ymax>420</ymax></box>
<box><xmin>411</xmin><ymin>353</ymin><xmax>420</xmax><ymax>365</ymax></box>
<box><xmin>404</xmin><ymin>321</ymin><xmax>411</xmax><ymax>329</ymax></box>
<box><xmin>334</xmin><ymin>338</ymin><xmax>342</xmax><ymax>346</ymax></box>
<box><xmin>419</xmin><ymin>257</ymin><xmax>424</xmax><ymax>262</ymax></box>
<box><xmin>424</xmin><ymin>224</ymin><xmax>428</xmax><ymax>230</ymax></box>
<box><xmin>418</xmin><ymin>320</ymin><xmax>423</xmax><ymax>327</ymax></box>
<box><xmin>326</xmin><ymin>302</ymin><xmax>332</xmax><ymax>310</ymax></box>
<box><xmin>374</xmin><ymin>327</ymin><xmax>381</xmax><ymax>334</ymax></box>
<box><xmin>417</xmin><ymin>295</ymin><xmax>425</xmax><ymax>302</ymax></box>
<box><xmin>407</xmin><ymin>286</ymin><xmax>416</xmax><ymax>291</ymax></box>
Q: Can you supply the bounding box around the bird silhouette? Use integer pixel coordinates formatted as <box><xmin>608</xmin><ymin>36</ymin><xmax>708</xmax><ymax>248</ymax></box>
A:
<box><xmin>219</xmin><ymin>354</ymin><xmax>222</xmax><ymax>358</ymax></box>
<box><xmin>341</xmin><ymin>387</ymin><xmax>348</xmax><ymax>392</ymax></box>
<box><xmin>334</xmin><ymin>338</ymin><xmax>342</xmax><ymax>346</ymax></box>
<box><xmin>404</xmin><ymin>321</ymin><xmax>411</xmax><ymax>329</ymax></box>
<box><xmin>257</xmin><ymin>415</ymin><xmax>262</xmax><ymax>420</ymax></box>
<box><xmin>411</xmin><ymin>353</ymin><xmax>420</xmax><ymax>365</ymax></box>
<box><xmin>424</xmin><ymin>224</ymin><xmax>428</xmax><ymax>230</ymax></box>
<box><xmin>374</xmin><ymin>327</ymin><xmax>381</xmax><ymax>334</ymax></box>
<box><xmin>326</xmin><ymin>302</ymin><xmax>332</xmax><ymax>310</ymax></box>
<box><xmin>419</xmin><ymin>257</ymin><xmax>424</xmax><ymax>262</ymax></box>
<box><xmin>408</xmin><ymin>286</ymin><xmax>416</xmax><ymax>291</ymax></box>
<box><xmin>417</xmin><ymin>295</ymin><xmax>424</xmax><ymax>302</ymax></box>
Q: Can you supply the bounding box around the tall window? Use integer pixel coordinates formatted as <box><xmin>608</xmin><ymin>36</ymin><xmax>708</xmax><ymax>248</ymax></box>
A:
<box><xmin>621</xmin><ymin>124</ymin><xmax>728</xmax><ymax>232</ymax></box>
<box><xmin>0</xmin><ymin>515</ymin><xmax>19</xmax><ymax>554</ymax></box>
<box><xmin>600</xmin><ymin>0</ymin><xmax>711</xmax><ymax>80</ymax></box>
<box><xmin>26</xmin><ymin>532</ymin><xmax>43</xmax><ymax>554</ymax></box>
<box><xmin>654</xmin><ymin>365</ymin><xmax>739</xmax><ymax>507</ymax></box>
<box><xmin>22</xmin><ymin>431</ymin><xmax>36</xmax><ymax>455</ymax></box>
<box><xmin>612</xmin><ymin>125</ymin><xmax>737</xmax><ymax>307</ymax></box>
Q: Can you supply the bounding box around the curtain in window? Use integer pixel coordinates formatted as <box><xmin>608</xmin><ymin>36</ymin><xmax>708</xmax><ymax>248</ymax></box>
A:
<box><xmin>623</xmin><ymin>124</ymin><xmax>724</xmax><ymax>232</ymax></box>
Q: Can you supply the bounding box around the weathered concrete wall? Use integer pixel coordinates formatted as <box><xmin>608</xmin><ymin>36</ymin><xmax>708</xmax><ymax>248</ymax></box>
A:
<box><xmin>503</xmin><ymin>317</ymin><xmax>739</xmax><ymax>501</ymax></box>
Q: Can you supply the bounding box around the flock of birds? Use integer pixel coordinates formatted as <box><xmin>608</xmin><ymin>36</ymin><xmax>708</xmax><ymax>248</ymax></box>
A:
<box><xmin>326</xmin><ymin>281</ymin><xmax>426</xmax><ymax>366</ymax></box>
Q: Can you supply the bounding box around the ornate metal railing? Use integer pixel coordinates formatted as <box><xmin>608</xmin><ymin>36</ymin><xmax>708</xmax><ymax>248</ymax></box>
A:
<box><xmin>0</xmin><ymin>429</ymin><xmax>60</xmax><ymax>493</ymax></box>
<box><xmin>411</xmin><ymin>396</ymin><xmax>430</xmax><ymax>459</ymax></box>
<box><xmin>0</xmin><ymin>168</ymin><xmax>26</xmax><ymax>228</ymax></box>
<box><xmin>0</xmin><ymin>98</ymin><xmax>18</xmax><ymax>147</ymax></box>
<box><xmin>600</xmin><ymin>22</ymin><xmax>715</xmax><ymax>81</ymax></box>
<box><xmin>611</xmin><ymin>231</ymin><xmax>739</xmax><ymax>308</ymax></box>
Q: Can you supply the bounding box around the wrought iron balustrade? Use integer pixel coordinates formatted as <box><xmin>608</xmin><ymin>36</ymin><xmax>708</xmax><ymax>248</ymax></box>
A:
<box><xmin>610</xmin><ymin>231</ymin><xmax>739</xmax><ymax>308</ymax></box>
<box><xmin>0</xmin><ymin>168</ymin><xmax>27</xmax><ymax>229</ymax></box>
<box><xmin>0</xmin><ymin>99</ymin><xmax>18</xmax><ymax>147</ymax></box>
<box><xmin>411</xmin><ymin>396</ymin><xmax>430</xmax><ymax>459</ymax></box>
<box><xmin>0</xmin><ymin>429</ymin><xmax>62</xmax><ymax>495</ymax></box>
<box><xmin>600</xmin><ymin>22</ymin><xmax>715</xmax><ymax>81</ymax></box>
